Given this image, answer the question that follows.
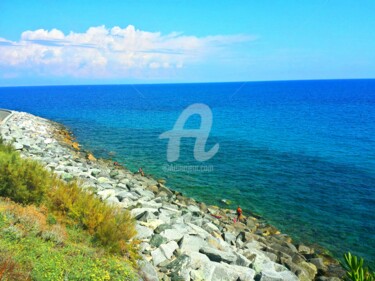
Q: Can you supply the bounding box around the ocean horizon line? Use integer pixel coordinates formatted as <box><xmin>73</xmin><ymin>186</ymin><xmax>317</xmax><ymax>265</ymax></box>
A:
<box><xmin>1</xmin><ymin>77</ymin><xmax>375</xmax><ymax>88</ymax></box>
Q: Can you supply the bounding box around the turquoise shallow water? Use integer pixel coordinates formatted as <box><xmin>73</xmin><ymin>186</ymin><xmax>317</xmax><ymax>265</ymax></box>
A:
<box><xmin>0</xmin><ymin>80</ymin><xmax>374</xmax><ymax>264</ymax></box>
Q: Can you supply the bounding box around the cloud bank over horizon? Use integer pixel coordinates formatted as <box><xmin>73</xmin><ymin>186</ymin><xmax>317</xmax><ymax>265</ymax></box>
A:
<box><xmin>0</xmin><ymin>25</ymin><xmax>252</xmax><ymax>80</ymax></box>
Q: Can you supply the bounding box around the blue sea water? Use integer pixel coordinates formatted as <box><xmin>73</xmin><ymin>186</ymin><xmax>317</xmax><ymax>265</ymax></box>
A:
<box><xmin>1</xmin><ymin>80</ymin><xmax>374</xmax><ymax>264</ymax></box>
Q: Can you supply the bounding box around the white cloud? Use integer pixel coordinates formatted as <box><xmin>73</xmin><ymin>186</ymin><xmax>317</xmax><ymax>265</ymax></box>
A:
<box><xmin>0</xmin><ymin>25</ymin><xmax>253</xmax><ymax>79</ymax></box>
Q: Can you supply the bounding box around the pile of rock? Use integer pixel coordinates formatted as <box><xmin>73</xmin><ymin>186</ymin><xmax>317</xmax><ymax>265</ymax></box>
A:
<box><xmin>0</xmin><ymin>111</ymin><xmax>344</xmax><ymax>281</ymax></box>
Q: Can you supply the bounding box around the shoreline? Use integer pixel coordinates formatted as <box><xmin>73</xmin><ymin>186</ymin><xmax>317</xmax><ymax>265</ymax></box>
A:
<box><xmin>0</xmin><ymin>110</ymin><xmax>344</xmax><ymax>281</ymax></box>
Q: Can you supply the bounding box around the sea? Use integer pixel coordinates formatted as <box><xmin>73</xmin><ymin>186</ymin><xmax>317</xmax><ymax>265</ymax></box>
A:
<box><xmin>1</xmin><ymin>79</ymin><xmax>374</xmax><ymax>265</ymax></box>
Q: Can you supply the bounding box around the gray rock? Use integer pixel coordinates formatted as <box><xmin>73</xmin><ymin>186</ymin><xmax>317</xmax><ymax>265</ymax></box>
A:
<box><xmin>202</xmin><ymin>222</ymin><xmax>220</xmax><ymax>234</ymax></box>
<box><xmin>116</xmin><ymin>190</ymin><xmax>138</xmax><ymax>201</ymax></box>
<box><xmin>189</xmin><ymin>251</ymin><xmax>211</xmax><ymax>269</ymax></box>
<box><xmin>150</xmin><ymin>234</ymin><xmax>168</xmax><ymax>248</ymax></box>
<box><xmin>151</xmin><ymin>241</ymin><xmax>178</xmax><ymax>266</ymax></box>
<box><xmin>158</xmin><ymin>212</ymin><xmax>172</xmax><ymax>224</ymax></box>
<box><xmin>138</xmin><ymin>199</ymin><xmax>163</xmax><ymax>209</ymax></box>
<box><xmin>246</xmin><ymin>219</ymin><xmax>258</xmax><ymax>232</ymax></box>
<box><xmin>291</xmin><ymin>253</ymin><xmax>306</xmax><ymax>264</ymax></box>
<box><xmin>284</xmin><ymin>242</ymin><xmax>298</xmax><ymax>254</ymax></box>
<box><xmin>309</xmin><ymin>258</ymin><xmax>328</xmax><ymax>273</ymax></box>
<box><xmin>160</xmin><ymin>207</ymin><xmax>182</xmax><ymax>218</ymax></box>
<box><xmin>187</xmin><ymin>204</ymin><xmax>201</xmax><ymax>215</ymax></box>
<box><xmin>269</xmin><ymin>242</ymin><xmax>296</xmax><ymax>257</ymax></box>
<box><xmin>199</xmin><ymin>247</ymin><xmax>237</xmax><ymax>264</ymax></box>
<box><xmin>135</xmin><ymin>224</ymin><xmax>153</xmax><ymax>239</ymax></box>
<box><xmin>298</xmin><ymin>244</ymin><xmax>312</xmax><ymax>255</ymax></box>
<box><xmin>236</xmin><ymin>238</ymin><xmax>245</xmax><ymax>249</ymax></box>
<box><xmin>133</xmin><ymin>187</ymin><xmax>155</xmax><ymax>199</ymax></box>
<box><xmin>97</xmin><ymin>177</ymin><xmax>111</xmax><ymax>184</ymax></box>
<box><xmin>243</xmin><ymin>248</ymin><xmax>272</xmax><ymax>273</ymax></box>
<box><xmin>62</xmin><ymin>172</ymin><xmax>74</xmax><ymax>182</ymax></box>
<box><xmin>109</xmin><ymin>170</ymin><xmax>119</xmax><ymax>178</ymax></box>
<box><xmin>118</xmin><ymin>198</ymin><xmax>137</xmax><ymax>209</ymax></box>
<box><xmin>120</xmin><ymin>178</ymin><xmax>130</xmax><ymax>185</ymax></box>
<box><xmin>99</xmin><ymin>183</ymin><xmax>113</xmax><ymax>190</ymax></box>
<box><xmin>258</xmin><ymin>269</ymin><xmax>284</xmax><ymax>281</ymax></box>
<box><xmin>138</xmin><ymin>211</ymin><xmax>157</xmax><ymax>222</ymax></box>
<box><xmin>316</xmin><ymin>277</ymin><xmax>341</xmax><ymax>281</ymax></box>
<box><xmin>189</xmin><ymin>217</ymin><xmax>204</xmax><ymax>227</ymax></box>
<box><xmin>235</xmin><ymin>252</ymin><xmax>252</xmax><ymax>267</ymax></box>
<box><xmin>131</xmin><ymin>208</ymin><xmax>159</xmax><ymax>220</ymax></box>
<box><xmin>211</xmin><ymin>262</ymin><xmax>256</xmax><ymax>281</ymax></box>
<box><xmin>160</xmin><ymin>228</ymin><xmax>186</xmax><ymax>242</ymax></box>
<box><xmin>139</xmin><ymin>242</ymin><xmax>151</xmax><ymax>253</ymax></box>
<box><xmin>258</xmin><ymin>262</ymin><xmax>299</xmax><ymax>281</ymax></box>
<box><xmin>116</xmin><ymin>183</ymin><xmax>128</xmax><ymax>190</ymax></box>
<box><xmin>138</xmin><ymin>259</ymin><xmax>159</xmax><ymax>281</ymax></box>
<box><xmin>224</xmin><ymin>232</ymin><xmax>237</xmax><ymax>245</ymax></box>
<box><xmin>171</xmin><ymin>216</ymin><xmax>184</xmax><ymax>224</ymax></box>
<box><xmin>297</xmin><ymin>261</ymin><xmax>318</xmax><ymax>281</ymax></box>
<box><xmin>13</xmin><ymin>142</ymin><xmax>24</xmax><ymax>150</ymax></box>
<box><xmin>181</xmin><ymin>212</ymin><xmax>193</xmax><ymax>223</ymax></box>
<box><xmin>242</xmin><ymin>240</ymin><xmax>266</xmax><ymax>251</ymax></box>
<box><xmin>264</xmin><ymin>251</ymin><xmax>278</xmax><ymax>262</ymax></box>
<box><xmin>155</xmin><ymin>224</ymin><xmax>173</xmax><ymax>234</ymax></box>
<box><xmin>105</xmin><ymin>196</ymin><xmax>120</xmax><ymax>204</ymax></box>
<box><xmin>179</xmin><ymin>234</ymin><xmax>207</xmax><ymax>253</ymax></box>
<box><xmin>160</xmin><ymin>241</ymin><xmax>179</xmax><ymax>259</ymax></box>
<box><xmin>90</xmin><ymin>169</ymin><xmax>101</xmax><ymax>177</ymax></box>
<box><xmin>97</xmin><ymin>189</ymin><xmax>116</xmax><ymax>199</ymax></box>
<box><xmin>187</xmin><ymin>223</ymin><xmax>211</xmax><ymax>238</ymax></box>
<box><xmin>158</xmin><ymin>185</ymin><xmax>174</xmax><ymax>197</ymax></box>
<box><xmin>152</xmin><ymin>248</ymin><xmax>167</xmax><ymax>266</ymax></box>
<box><xmin>77</xmin><ymin>172</ymin><xmax>92</xmax><ymax>179</ymax></box>
<box><xmin>279</xmin><ymin>271</ymin><xmax>300</xmax><ymax>281</ymax></box>
<box><xmin>189</xmin><ymin>253</ymin><xmax>215</xmax><ymax>281</ymax></box>
<box><xmin>165</xmin><ymin>254</ymin><xmax>191</xmax><ymax>281</ymax></box>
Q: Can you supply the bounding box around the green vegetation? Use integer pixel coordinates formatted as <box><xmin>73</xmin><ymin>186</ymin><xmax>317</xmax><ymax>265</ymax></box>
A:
<box><xmin>0</xmin><ymin>138</ymin><xmax>139</xmax><ymax>280</ymax></box>
<box><xmin>342</xmin><ymin>252</ymin><xmax>374</xmax><ymax>281</ymax></box>
<box><xmin>0</xmin><ymin>141</ymin><xmax>52</xmax><ymax>204</ymax></box>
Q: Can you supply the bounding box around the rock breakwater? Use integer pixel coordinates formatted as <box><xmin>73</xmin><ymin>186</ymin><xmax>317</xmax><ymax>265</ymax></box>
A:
<box><xmin>0</xmin><ymin>111</ymin><xmax>344</xmax><ymax>281</ymax></box>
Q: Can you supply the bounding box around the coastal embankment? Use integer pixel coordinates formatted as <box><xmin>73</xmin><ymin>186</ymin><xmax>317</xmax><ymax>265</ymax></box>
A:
<box><xmin>0</xmin><ymin>110</ymin><xmax>344</xmax><ymax>281</ymax></box>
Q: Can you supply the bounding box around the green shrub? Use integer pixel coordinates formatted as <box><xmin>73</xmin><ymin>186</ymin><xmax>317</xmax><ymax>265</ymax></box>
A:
<box><xmin>0</xmin><ymin>141</ymin><xmax>53</xmax><ymax>204</ymax></box>
<box><xmin>47</xmin><ymin>181</ymin><xmax>137</xmax><ymax>258</ymax></box>
<box><xmin>342</xmin><ymin>252</ymin><xmax>374</xmax><ymax>281</ymax></box>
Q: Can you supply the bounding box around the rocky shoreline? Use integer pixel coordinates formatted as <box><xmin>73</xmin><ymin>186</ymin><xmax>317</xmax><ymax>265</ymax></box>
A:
<box><xmin>0</xmin><ymin>111</ymin><xmax>344</xmax><ymax>281</ymax></box>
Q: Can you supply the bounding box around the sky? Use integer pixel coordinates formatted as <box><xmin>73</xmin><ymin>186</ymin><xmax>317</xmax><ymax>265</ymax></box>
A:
<box><xmin>0</xmin><ymin>0</ymin><xmax>375</xmax><ymax>86</ymax></box>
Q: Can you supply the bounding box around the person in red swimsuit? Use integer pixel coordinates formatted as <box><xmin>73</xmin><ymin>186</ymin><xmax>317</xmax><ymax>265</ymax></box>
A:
<box><xmin>236</xmin><ymin>206</ymin><xmax>243</xmax><ymax>222</ymax></box>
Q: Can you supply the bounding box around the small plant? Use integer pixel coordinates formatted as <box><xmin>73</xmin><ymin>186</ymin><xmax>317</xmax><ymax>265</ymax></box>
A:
<box><xmin>342</xmin><ymin>252</ymin><xmax>375</xmax><ymax>281</ymax></box>
<box><xmin>40</xmin><ymin>225</ymin><xmax>67</xmax><ymax>244</ymax></box>
<box><xmin>2</xmin><ymin>225</ymin><xmax>23</xmax><ymax>240</ymax></box>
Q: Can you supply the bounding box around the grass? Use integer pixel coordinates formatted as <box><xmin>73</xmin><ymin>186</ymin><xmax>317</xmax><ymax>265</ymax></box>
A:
<box><xmin>0</xmin><ymin>138</ymin><xmax>139</xmax><ymax>280</ymax></box>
